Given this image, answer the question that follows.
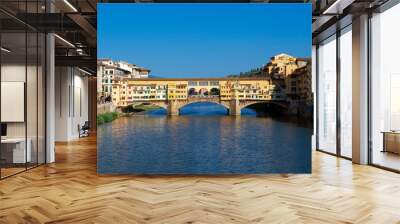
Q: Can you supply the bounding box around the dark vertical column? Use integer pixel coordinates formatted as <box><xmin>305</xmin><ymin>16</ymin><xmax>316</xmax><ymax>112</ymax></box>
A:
<box><xmin>336</xmin><ymin>27</ymin><xmax>341</xmax><ymax>157</ymax></box>
<box><xmin>88</xmin><ymin>77</ymin><xmax>97</xmax><ymax>132</ymax></box>
<box><xmin>315</xmin><ymin>45</ymin><xmax>319</xmax><ymax>150</ymax></box>
<box><xmin>367</xmin><ymin>12</ymin><xmax>373</xmax><ymax>165</ymax></box>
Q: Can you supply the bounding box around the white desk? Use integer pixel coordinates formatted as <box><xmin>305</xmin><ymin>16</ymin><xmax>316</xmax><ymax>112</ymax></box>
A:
<box><xmin>1</xmin><ymin>138</ymin><xmax>31</xmax><ymax>163</ymax></box>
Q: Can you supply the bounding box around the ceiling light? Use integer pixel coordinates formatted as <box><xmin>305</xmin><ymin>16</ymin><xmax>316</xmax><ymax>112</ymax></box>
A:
<box><xmin>78</xmin><ymin>68</ymin><xmax>92</xmax><ymax>76</ymax></box>
<box><xmin>1</xmin><ymin>47</ymin><xmax>11</xmax><ymax>53</ymax></box>
<box><xmin>54</xmin><ymin>34</ymin><xmax>75</xmax><ymax>48</ymax></box>
<box><xmin>323</xmin><ymin>0</ymin><xmax>341</xmax><ymax>14</ymax></box>
<box><xmin>322</xmin><ymin>0</ymin><xmax>355</xmax><ymax>15</ymax></box>
<box><xmin>63</xmin><ymin>0</ymin><xmax>78</xmax><ymax>12</ymax></box>
<box><xmin>76</xmin><ymin>48</ymin><xmax>85</xmax><ymax>55</ymax></box>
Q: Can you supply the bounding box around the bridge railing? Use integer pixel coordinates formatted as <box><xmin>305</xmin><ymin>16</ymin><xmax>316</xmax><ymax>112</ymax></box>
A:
<box><xmin>187</xmin><ymin>95</ymin><xmax>220</xmax><ymax>98</ymax></box>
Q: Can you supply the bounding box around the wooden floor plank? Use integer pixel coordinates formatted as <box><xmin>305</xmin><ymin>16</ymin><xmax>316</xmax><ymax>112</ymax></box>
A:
<box><xmin>0</xmin><ymin>135</ymin><xmax>400</xmax><ymax>223</ymax></box>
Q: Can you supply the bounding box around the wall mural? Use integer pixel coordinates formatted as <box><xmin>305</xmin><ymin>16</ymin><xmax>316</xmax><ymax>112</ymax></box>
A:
<box><xmin>97</xmin><ymin>3</ymin><xmax>312</xmax><ymax>174</ymax></box>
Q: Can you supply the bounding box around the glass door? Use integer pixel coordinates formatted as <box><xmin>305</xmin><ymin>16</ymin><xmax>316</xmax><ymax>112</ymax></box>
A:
<box><xmin>339</xmin><ymin>25</ymin><xmax>352</xmax><ymax>158</ymax></box>
<box><xmin>317</xmin><ymin>34</ymin><xmax>337</xmax><ymax>154</ymax></box>
<box><xmin>370</xmin><ymin>3</ymin><xmax>400</xmax><ymax>171</ymax></box>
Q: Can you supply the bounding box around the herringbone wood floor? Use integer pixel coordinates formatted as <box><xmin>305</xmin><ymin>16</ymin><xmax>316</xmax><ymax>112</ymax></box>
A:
<box><xmin>1</xmin><ymin>135</ymin><xmax>400</xmax><ymax>224</ymax></box>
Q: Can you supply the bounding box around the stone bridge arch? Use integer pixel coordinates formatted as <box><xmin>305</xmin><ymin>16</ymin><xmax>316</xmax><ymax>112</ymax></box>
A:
<box><xmin>167</xmin><ymin>97</ymin><xmax>231</xmax><ymax>115</ymax></box>
<box><xmin>168</xmin><ymin>99</ymin><xmax>289</xmax><ymax>116</ymax></box>
<box><xmin>130</xmin><ymin>101</ymin><xmax>168</xmax><ymax>110</ymax></box>
<box><xmin>125</xmin><ymin>99</ymin><xmax>289</xmax><ymax>116</ymax></box>
<box><xmin>239</xmin><ymin>100</ymin><xmax>288</xmax><ymax>111</ymax></box>
<box><xmin>176</xmin><ymin>99</ymin><xmax>230</xmax><ymax>111</ymax></box>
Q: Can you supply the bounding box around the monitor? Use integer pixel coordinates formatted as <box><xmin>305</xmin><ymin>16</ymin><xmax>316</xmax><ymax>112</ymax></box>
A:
<box><xmin>1</xmin><ymin>123</ymin><xmax>7</xmax><ymax>137</ymax></box>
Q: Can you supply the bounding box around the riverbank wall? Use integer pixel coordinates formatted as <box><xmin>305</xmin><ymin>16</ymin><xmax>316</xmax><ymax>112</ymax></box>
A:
<box><xmin>97</xmin><ymin>102</ymin><xmax>115</xmax><ymax>114</ymax></box>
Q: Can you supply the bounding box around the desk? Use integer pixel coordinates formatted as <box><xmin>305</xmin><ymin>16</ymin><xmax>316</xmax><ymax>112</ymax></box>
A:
<box><xmin>1</xmin><ymin>138</ymin><xmax>31</xmax><ymax>163</ymax></box>
<box><xmin>382</xmin><ymin>131</ymin><xmax>400</xmax><ymax>154</ymax></box>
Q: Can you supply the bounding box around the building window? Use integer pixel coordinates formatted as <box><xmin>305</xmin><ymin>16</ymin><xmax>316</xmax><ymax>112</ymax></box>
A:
<box><xmin>188</xmin><ymin>81</ymin><xmax>198</xmax><ymax>86</ymax></box>
<box><xmin>210</xmin><ymin>81</ymin><xmax>219</xmax><ymax>86</ymax></box>
<box><xmin>199</xmin><ymin>81</ymin><xmax>208</xmax><ymax>86</ymax></box>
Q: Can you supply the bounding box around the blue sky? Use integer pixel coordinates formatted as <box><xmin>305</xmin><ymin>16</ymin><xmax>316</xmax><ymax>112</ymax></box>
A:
<box><xmin>98</xmin><ymin>4</ymin><xmax>311</xmax><ymax>78</ymax></box>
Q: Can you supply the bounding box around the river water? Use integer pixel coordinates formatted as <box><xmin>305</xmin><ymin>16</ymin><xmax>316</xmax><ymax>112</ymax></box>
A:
<box><xmin>98</xmin><ymin>103</ymin><xmax>312</xmax><ymax>174</ymax></box>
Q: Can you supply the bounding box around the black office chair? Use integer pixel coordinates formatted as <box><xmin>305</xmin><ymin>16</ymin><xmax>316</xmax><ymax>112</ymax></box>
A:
<box><xmin>78</xmin><ymin>121</ymin><xmax>90</xmax><ymax>138</ymax></box>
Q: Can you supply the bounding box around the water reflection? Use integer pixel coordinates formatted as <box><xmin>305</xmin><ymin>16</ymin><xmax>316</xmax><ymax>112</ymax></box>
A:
<box><xmin>98</xmin><ymin>103</ymin><xmax>312</xmax><ymax>174</ymax></box>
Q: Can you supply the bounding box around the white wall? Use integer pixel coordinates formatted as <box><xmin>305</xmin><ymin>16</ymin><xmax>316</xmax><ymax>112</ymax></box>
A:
<box><xmin>55</xmin><ymin>67</ymin><xmax>89</xmax><ymax>141</ymax></box>
<box><xmin>72</xmin><ymin>73</ymin><xmax>89</xmax><ymax>138</ymax></box>
<box><xmin>1</xmin><ymin>62</ymin><xmax>46</xmax><ymax>164</ymax></box>
<box><xmin>55</xmin><ymin>67</ymin><xmax>69</xmax><ymax>141</ymax></box>
<box><xmin>1</xmin><ymin>82</ymin><xmax>25</xmax><ymax>122</ymax></box>
<box><xmin>1</xmin><ymin>64</ymin><xmax>26</xmax><ymax>139</ymax></box>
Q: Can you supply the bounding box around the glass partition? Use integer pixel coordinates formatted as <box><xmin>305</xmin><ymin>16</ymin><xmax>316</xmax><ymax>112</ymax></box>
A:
<box><xmin>370</xmin><ymin>3</ymin><xmax>400</xmax><ymax>171</ymax></box>
<box><xmin>339</xmin><ymin>26</ymin><xmax>352</xmax><ymax>158</ymax></box>
<box><xmin>0</xmin><ymin>1</ymin><xmax>46</xmax><ymax>179</ymax></box>
<box><xmin>1</xmin><ymin>31</ymin><xmax>28</xmax><ymax>177</ymax></box>
<box><xmin>317</xmin><ymin>34</ymin><xmax>337</xmax><ymax>154</ymax></box>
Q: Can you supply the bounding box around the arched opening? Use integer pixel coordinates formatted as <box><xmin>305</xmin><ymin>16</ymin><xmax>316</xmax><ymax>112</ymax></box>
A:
<box><xmin>241</xmin><ymin>102</ymin><xmax>287</xmax><ymax>117</ymax></box>
<box><xmin>179</xmin><ymin>102</ymin><xmax>228</xmax><ymax>116</ymax></box>
<box><xmin>199</xmin><ymin>88</ymin><xmax>209</xmax><ymax>96</ymax></box>
<box><xmin>188</xmin><ymin>88</ymin><xmax>198</xmax><ymax>96</ymax></box>
<box><xmin>210</xmin><ymin>88</ymin><xmax>220</xmax><ymax>96</ymax></box>
<box><xmin>121</xmin><ymin>103</ymin><xmax>167</xmax><ymax>115</ymax></box>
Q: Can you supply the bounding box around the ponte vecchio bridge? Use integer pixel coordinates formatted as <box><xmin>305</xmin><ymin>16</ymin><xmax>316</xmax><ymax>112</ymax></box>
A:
<box><xmin>112</xmin><ymin>78</ymin><xmax>287</xmax><ymax>115</ymax></box>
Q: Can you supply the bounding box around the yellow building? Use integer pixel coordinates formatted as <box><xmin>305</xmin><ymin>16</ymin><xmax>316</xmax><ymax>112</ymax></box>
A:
<box><xmin>167</xmin><ymin>83</ymin><xmax>188</xmax><ymax>100</ymax></box>
<box><xmin>219</xmin><ymin>79</ymin><xmax>277</xmax><ymax>101</ymax></box>
<box><xmin>286</xmin><ymin>63</ymin><xmax>312</xmax><ymax>105</ymax></box>
<box><xmin>263</xmin><ymin>53</ymin><xmax>307</xmax><ymax>80</ymax></box>
<box><xmin>111</xmin><ymin>78</ymin><xmax>279</xmax><ymax>107</ymax></box>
